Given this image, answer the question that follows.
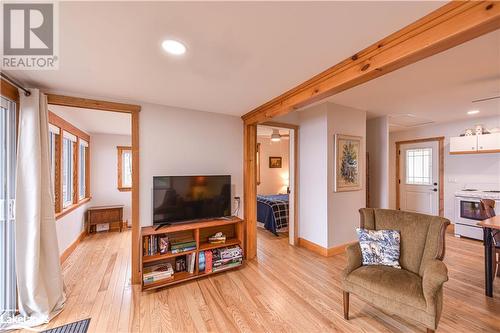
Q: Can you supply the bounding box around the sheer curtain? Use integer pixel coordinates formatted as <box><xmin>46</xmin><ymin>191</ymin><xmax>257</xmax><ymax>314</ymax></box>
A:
<box><xmin>11</xmin><ymin>89</ymin><xmax>65</xmax><ymax>328</ymax></box>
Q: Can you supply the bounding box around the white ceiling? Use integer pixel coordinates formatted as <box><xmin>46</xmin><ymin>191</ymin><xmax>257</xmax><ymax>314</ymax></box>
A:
<box><xmin>329</xmin><ymin>30</ymin><xmax>500</xmax><ymax>130</ymax></box>
<box><xmin>49</xmin><ymin>105</ymin><xmax>131</xmax><ymax>136</ymax></box>
<box><xmin>6</xmin><ymin>1</ymin><xmax>443</xmax><ymax>116</ymax></box>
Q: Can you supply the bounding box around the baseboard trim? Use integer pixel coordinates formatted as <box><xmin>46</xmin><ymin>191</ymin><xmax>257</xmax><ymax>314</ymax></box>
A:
<box><xmin>60</xmin><ymin>230</ymin><xmax>86</xmax><ymax>264</ymax></box>
<box><xmin>298</xmin><ymin>238</ymin><xmax>356</xmax><ymax>257</ymax></box>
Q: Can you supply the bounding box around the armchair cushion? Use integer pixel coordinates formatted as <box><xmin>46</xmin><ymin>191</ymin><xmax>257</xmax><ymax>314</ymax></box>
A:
<box><xmin>345</xmin><ymin>265</ymin><xmax>426</xmax><ymax>310</ymax></box>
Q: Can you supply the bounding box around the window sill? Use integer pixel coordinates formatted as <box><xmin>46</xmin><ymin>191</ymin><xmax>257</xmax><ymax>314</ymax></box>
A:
<box><xmin>56</xmin><ymin>197</ymin><xmax>91</xmax><ymax>220</ymax></box>
<box><xmin>118</xmin><ymin>187</ymin><xmax>131</xmax><ymax>192</ymax></box>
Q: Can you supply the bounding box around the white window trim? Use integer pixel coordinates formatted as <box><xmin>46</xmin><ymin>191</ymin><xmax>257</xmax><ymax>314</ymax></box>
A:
<box><xmin>63</xmin><ymin>130</ymin><xmax>77</xmax><ymax>142</ymax></box>
<box><xmin>49</xmin><ymin>123</ymin><xmax>60</xmax><ymax>134</ymax></box>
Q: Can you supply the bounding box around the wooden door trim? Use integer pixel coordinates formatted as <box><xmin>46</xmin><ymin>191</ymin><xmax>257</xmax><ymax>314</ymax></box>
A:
<box><xmin>46</xmin><ymin>93</ymin><xmax>142</xmax><ymax>284</ymax></box>
<box><xmin>242</xmin><ymin>2</ymin><xmax>500</xmax><ymax>125</ymax></box>
<box><xmin>395</xmin><ymin>137</ymin><xmax>444</xmax><ymax>217</ymax></box>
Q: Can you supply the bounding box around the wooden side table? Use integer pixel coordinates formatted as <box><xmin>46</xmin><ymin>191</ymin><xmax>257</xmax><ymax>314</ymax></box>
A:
<box><xmin>478</xmin><ymin>215</ymin><xmax>500</xmax><ymax>297</ymax></box>
<box><xmin>87</xmin><ymin>205</ymin><xmax>124</xmax><ymax>234</ymax></box>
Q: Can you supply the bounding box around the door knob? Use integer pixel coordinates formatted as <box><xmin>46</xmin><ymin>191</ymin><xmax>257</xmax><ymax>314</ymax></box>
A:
<box><xmin>432</xmin><ymin>188</ymin><xmax>437</xmax><ymax>192</ymax></box>
<box><xmin>433</xmin><ymin>182</ymin><xmax>438</xmax><ymax>186</ymax></box>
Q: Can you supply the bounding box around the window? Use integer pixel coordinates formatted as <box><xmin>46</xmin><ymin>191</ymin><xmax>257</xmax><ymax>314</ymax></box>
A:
<box><xmin>406</xmin><ymin>148</ymin><xmax>432</xmax><ymax>185</ymax></box>
<box><xmin>49</xmin><ymin>111</ymin><xmax>91</xmax><ymax>218</ymax></box>
<box><xmin>62</xmin><ymin>133</ymin><xmax>75</xmax><ymax>208</ymax></box>
<box><xmin>0</xmin><ymin>95</ymin><xmax>17</xmax><ymax>323</ymax></box>
<box><xmin>117</xmin><ymin>146</ymin><xmax>132</xmax><ymax>191</ymax></box>
<box><xmin>79</xmin><ymin>140</ymin><xmax>88</xmax><ymax>199</ymax></box>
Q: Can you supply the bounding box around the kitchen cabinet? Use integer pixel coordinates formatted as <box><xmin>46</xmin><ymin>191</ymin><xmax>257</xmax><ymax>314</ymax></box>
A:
<box><xmin>478</xmin><ymin>133</ymin><xmax>500</xmax><ymax>152</ymax></box>
<box><xmin>450</xmin><ymin>133</ymin><xmax>500</xmax><ymax>154</ymax></box>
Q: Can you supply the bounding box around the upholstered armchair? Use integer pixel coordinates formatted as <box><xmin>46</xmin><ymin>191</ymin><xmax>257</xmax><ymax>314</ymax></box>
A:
<box><xmin>342</xmin><ymin>208</ymin><xmax>450</xmax><ymax>333</ymax></box>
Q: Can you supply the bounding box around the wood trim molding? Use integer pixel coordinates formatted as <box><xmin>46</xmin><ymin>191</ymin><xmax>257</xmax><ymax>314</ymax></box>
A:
<box><xmin>47</xmin><ymin>94</ymin><xmax>141</xmax><ymax>114</ymax></box>
<box><xmin>56</xmin><ymin>197</ymin><xmax>91</xmax><ymax>220</ymax></box>
<box><xmin>243</xmin><ymin>124</ymin><xmax>257</xmax><ymax>259</ymax></box>
<box><xmin>46</xmin><ymin>93</ymin><xmax>142</xmax><ymax>284</ymax></box>
<box><xmin>395</xmin><ymin>137</ymin><xmax>445</xmax><ymax>217</ymax></box>
<box><xmin>117</xmin><ymin>146</ymin><xmax>132</xmax><ymax>192</ymax></box>
<box><xmin>450</xmin><ymin>149</ymin><xmax>500</xmax><ymax>155</ymax></box>
<box><xmin>1</xmin><ymin>78</ymin><xmax>20</xmax><ymax>102</ymax></box>
<box><xmin>60</xmin><ymin>230</ymin><xmax>86</xmax><ymax>264</ymax></box>
<box><xmin>48</xmin><ymin>111</ymin><xmax>90</xmax><ymax>142</ymax></box>
<box><xmin>241</xmin><ymin>1</ymin><xmax>500</xmax><ymax>125</ymax></box>
<box><xmin>298</xmin><ymin>238</ymin><xmax>356</xmax><ymax>257</ymax></box>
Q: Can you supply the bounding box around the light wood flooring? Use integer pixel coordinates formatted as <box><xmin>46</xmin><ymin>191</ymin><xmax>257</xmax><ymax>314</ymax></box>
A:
<box><xmin>26</xmin><ymin>228</ymin><xmax>500</xmax><ymax>332</ymax></box>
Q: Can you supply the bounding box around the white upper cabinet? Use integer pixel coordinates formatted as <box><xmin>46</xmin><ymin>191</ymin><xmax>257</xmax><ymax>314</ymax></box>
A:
<box><xmin>450</xmin><ymin>136</ymin><xmax>477</xmax><ymax>153</ymax></box>
<box><xmin>477</xmin><ymin>133</ymin><xmax>500</xmax><ymax>151</ymax></box>
<box><xmin>450</xmin><ymin>133</ymin><xmax>500</xmax><ymax>154</ymax></box>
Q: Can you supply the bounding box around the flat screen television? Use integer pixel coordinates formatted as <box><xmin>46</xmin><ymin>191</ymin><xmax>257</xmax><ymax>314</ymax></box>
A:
<box><xmin>153</xmin><ymin>175</ymin><xmax>231</xmax><ymax>225</ymax></box>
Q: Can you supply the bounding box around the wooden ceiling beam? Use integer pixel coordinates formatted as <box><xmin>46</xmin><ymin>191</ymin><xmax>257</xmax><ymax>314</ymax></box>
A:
<box><xmin>47</xmin><ymin>94</ymin><xmax>141</xmax><ymax>114</ymax></box>
<box><xmin>241</xmin><ymin>1</ymin><xmax>500</xmax><ymax>125</ymax></box>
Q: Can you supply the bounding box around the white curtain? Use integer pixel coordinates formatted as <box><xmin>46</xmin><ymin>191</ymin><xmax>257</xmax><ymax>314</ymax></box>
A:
<box><xmin>11</xmin><ymin>89</ymin><xmax>65</xmax><ymax>328</ymax></box>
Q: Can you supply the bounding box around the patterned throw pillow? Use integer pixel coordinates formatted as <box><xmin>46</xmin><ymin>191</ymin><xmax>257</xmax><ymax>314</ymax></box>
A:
<box><xmin>356</xmin><ymin>228</ymin><xmax>401</xmax><ymax>269</ymax></box>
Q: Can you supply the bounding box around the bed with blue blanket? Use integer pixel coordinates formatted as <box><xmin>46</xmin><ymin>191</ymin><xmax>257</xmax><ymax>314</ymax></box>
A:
<box><xmin>257</xmin><ymin>194</ymin><xmax>289</xmax><ymax>235</ymax></box>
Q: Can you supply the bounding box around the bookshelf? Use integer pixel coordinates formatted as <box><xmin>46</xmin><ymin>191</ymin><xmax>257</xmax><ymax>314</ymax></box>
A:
<box><xmin>140</xmin><ymin>217</ymin><xmax>244</xmax><ymax>290</ymax></box>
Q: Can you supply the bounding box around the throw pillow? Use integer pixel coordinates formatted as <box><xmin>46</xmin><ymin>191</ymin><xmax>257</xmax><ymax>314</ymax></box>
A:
<box><xmin>356</xmin><ymin>228</ymin><xmax>401</xmax><ymax>268</ymax></box>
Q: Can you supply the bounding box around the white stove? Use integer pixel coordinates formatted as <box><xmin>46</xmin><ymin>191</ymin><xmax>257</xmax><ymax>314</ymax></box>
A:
<box><xmin>454</xmin><ymin>187</ymin><xmax>500</xmax><ymax>240</ymax></box>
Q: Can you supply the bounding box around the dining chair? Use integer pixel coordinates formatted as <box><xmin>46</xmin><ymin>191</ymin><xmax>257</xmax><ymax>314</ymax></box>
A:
<box><xmin>480</xmin><ymin>199</ymin><xmax>499</xmax><ymax>278</ymax></box>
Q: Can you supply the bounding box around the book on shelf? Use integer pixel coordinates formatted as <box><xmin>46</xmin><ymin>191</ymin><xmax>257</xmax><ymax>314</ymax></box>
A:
<box><xmin>200</xmin><ymin>245</ymin><xmax>243</xmax><ymax>273</ymax></box>
<box><xmin>208</xmin><ymin>232</ymin><xmax>226</xmax><ymax>244</ymax></box>
<box><xmin>185</xmin><ymin>252</ymin><xmax>196</xmax><ymax>274</ymax></box>
<box><xmin>143</xmin><ymin>262</ymin><xmax>174</xmax><ymax>284</ymax></box>
<box><xmin>171</xmin><ymin>246</ymin><xmax>196</xmax><ymax>254</ymax></box>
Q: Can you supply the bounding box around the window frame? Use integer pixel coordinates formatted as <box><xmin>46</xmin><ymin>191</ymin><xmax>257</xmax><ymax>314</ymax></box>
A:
<box><xmin>117</xmin><ymin>146</ymin><xmax>132</xmax><ymax>192</ymax></box>
<box><xmin>48</xmin><ymin>111</ymin><xmax>91</xmax><ymax>220</ymax></box>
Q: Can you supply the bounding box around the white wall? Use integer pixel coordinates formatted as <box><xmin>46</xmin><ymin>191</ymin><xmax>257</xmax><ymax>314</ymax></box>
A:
<box><xmin>91</xmin><ymin>133</ymin><xmax>132</xmax><ymax>224</ymax></box>
<box><xmin>366</xmin><ymin>116</ymin><xmax>389</xmax><ymax>208</ymax></box>
<box><xmin>327</xmin><ymin>103</ymin><xmax>367</xmax><ymax>247</ymax></box>
<box><xmin>389</xmin><ymin>115</ymin><xmax>500</xmax><ymax>222</ymax></box>
<box><xmin>298</xmin><ymin>104</ymin><xmax>329</xmax><ymax>247</ymax></box>
<box><xmin>139</xmin><ymin>103</ymin><xmax>243</xmax><ymax>226</ymax></box>
<box><xmin>257</xmin><ymin>137</ymin><xmax>290</xmax><ymax>195</ymax></box>
<box><xmin>56</xmin><ymin>203</ymin><xmax>90</xmax><ymax>255</ymax></box>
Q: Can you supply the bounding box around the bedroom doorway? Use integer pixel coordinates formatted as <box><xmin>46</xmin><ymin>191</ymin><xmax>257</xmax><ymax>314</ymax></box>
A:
<box><xmin>256</xmin><ymin>122</ymin><xmax>298</xmax><ymax>246</ymax></box>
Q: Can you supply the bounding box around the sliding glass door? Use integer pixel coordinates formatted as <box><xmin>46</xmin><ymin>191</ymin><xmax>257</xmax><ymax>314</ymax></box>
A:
<box><xmin>0</xmin><ymin>96</ymin><xmax>16</xmax><ymax>325</ymax></box>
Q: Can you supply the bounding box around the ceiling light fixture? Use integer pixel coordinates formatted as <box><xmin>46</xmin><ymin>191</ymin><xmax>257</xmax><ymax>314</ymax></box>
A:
<box><xmin>271</xmin><ymin>129</ymin><xmax>281</xmax><ymax>142</ymax></box>
<box><xmin>162</xmin><ymin>39</ymin><xmax>186</xmax><ymax>55</ymax></box>
<box><xmin>467</xmin><ymin>110</ymin><xmax>480</xmax><ymax>115</ymax></box>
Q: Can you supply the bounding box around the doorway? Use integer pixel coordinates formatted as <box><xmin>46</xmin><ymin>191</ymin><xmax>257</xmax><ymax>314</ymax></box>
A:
<box><xmin>396</xmin><ymin>137</ymin><xmax>444</xmax><ymax>216</ymax></box>
<box><xmin>256</xmin><ymin>122</ymin><xmax>298</xmax><ymax>246</ymax></box>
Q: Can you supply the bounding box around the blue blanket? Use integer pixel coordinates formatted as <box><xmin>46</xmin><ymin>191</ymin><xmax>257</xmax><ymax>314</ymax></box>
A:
<box><xmin>257</xmin><ymin>194</ymin><xmax>289</xmax><ymax>234</ymax></box>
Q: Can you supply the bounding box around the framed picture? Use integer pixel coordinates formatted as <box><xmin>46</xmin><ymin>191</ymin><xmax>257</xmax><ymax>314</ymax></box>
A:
<box><xmin>334</xmin><ymin>134</ymin><xmax>362</xmax><ymax>192</ymax></box>
<box><xmin>269</xmin><ymin>156</ymin><xmax>282</xmax><ymax>168</ymax></box>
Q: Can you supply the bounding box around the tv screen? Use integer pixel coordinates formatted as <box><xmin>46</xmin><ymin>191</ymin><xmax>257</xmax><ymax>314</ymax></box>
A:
<box><xmin>153</xmin><ymin>175</ymin><xmax>231</xmax><ymax>225</ymax></box>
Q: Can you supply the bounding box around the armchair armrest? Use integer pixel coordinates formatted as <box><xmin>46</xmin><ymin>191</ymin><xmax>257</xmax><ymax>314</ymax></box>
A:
<box><xmin>422</xmin><ymin>259</ymin><xmax>448</xmax><ymax>307</ymax></box>
<box><xmin>343</xmin><ymin>242</ymin><xmax>362</xmax><ymax>277</ymax></box>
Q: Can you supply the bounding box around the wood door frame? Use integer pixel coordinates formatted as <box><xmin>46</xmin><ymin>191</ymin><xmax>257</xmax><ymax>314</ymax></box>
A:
<box><xmin>46</xmin><ymin>94</ymin><xmax>142</xmax><ymax>284</ymax></box>
<box><xmin>260</xmin><ymin>121</ymin><xmax>300</xmax><ymax>246</ymax></box>
<box><xmin>395</xmin><ymin>137</ymin><xmax>444</xmax><ymax>217</ymax></box>
<box><xmin>241</xmin><ymin>2</ymin><xmax>500</xmax><ymax>259</ymax></box>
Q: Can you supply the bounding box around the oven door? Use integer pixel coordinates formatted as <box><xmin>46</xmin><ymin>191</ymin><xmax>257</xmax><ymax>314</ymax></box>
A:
<box><xmin>460</xmin><ymin>199</ymin><xmax>487</xmax><ymax>221</ymax></box>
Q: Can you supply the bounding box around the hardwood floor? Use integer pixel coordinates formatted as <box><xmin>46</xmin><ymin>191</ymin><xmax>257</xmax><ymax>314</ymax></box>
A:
<box><xmin>26</xmin><ymin>228</ymin><xmax>500</xmax><ymax>333</ymax></box>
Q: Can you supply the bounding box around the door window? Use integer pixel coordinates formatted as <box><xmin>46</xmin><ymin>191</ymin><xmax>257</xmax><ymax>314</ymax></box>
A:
<box><xmin>405</xmin><ymin>148</ymin><xmax>432</xmax><ymax>185</ymax></box>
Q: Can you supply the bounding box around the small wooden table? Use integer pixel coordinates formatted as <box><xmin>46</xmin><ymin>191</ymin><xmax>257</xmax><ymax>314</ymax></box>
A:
<box><xmin>87</xmin><ymin>205</ymin><xmax>124</xmax><ymax>234</ymax></box>
<box><xmin>478</xmin><ymin>215</ymin><xmax>500</xmax><ymax>297</ymax></box>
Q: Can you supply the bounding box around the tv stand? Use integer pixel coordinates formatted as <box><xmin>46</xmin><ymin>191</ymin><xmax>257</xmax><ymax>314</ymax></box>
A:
<box><xmin>141</xmin><ymin>217</ymin><xmax>244</xmax><ymax>290</ymax></box>
<box><xmin>154</xmin><ymin>223</ymin><xmax>171</xmax><ymax>231</ymax></box>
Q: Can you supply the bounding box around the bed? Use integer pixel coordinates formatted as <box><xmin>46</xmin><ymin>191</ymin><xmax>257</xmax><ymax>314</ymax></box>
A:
<box><xmin>257</xmin><ymin>194</ymin><xmax>289</xmax><ymax>235</ymax></box>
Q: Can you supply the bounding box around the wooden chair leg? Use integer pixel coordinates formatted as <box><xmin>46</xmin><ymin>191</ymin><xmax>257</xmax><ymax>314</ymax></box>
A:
<box><xmin>343</xmin><ymin>291</ymin><xmax>349</xmax><ymax>320</ymax></box>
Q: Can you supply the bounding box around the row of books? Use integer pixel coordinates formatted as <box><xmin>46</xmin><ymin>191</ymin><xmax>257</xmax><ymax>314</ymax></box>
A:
<box><xmin>143</xmin><ymin>234</ymin><xmax>196</xmax><ymax>256</ymax></box>
<box><xmin>143</xmin><ymin>262</ymin><xmax>174</xmax><ymax>284</ymax></box>
<box><xmin>198</xmin><ymin>245</ymin><xmax>243</xmax><ymax>273</ymax></box>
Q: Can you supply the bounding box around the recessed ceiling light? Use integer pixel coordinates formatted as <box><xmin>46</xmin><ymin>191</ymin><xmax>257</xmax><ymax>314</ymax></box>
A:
<box><xmin>161</xmin><ymin>39</ymin><xmax>186</xmax><ymax>55</ymax></box>
<box><xmin>467</xmin><ymin>110</ymin><xmax>480</xmax><ymax>115</ymax></box>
